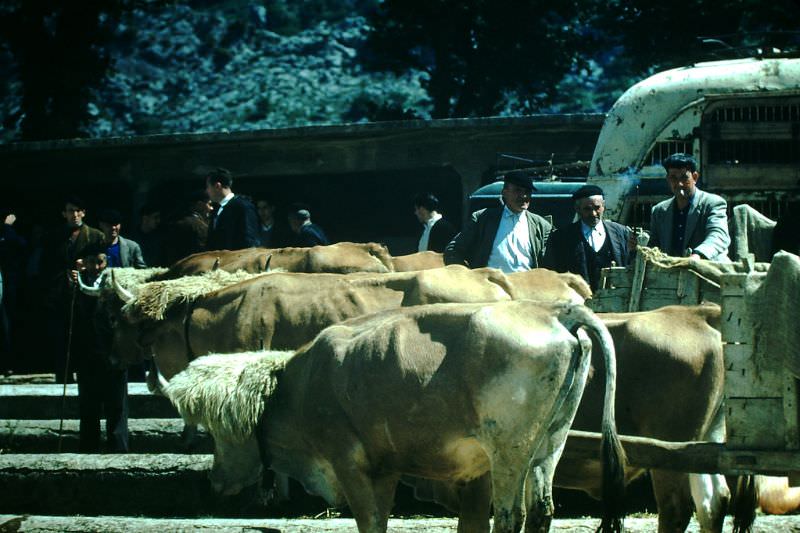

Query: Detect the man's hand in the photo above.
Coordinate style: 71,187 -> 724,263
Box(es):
4,214 -> 15,226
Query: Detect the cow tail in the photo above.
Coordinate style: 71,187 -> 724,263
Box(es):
731,475 -> 757,533
558,304 -> 626,533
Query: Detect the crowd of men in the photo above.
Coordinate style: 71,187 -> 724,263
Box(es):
1,153 -> 789,453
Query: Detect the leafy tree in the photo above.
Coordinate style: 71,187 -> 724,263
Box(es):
364,0 -> 600,118
597,0 -> 800,76
0,1 -> 130,141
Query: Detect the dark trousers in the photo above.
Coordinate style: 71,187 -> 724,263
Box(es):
77,363 -> 129,453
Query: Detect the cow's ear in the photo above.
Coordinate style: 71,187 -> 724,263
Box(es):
212,258 -> 220,271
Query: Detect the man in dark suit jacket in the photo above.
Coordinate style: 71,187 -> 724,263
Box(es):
205,167 -> 261,251
544,185 -> 632,291
288,203 -> 330,247
444,171 -> 552,272
648,153 -> 730,261
414,192 -> 457,253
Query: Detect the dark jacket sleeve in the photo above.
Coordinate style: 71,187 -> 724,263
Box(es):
428,218 -> 458,253
444,209 -> 486,267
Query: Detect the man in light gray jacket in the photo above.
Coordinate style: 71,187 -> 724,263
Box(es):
97,208 -> 147,269
648,153 -> 730,261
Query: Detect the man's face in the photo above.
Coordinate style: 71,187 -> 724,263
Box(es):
205,179 -> 223,203
141,212 -> 161,232
413,205 -> 430,224
99,221 -> 121,243
194,200 -> 212,218
85,253 -> 108,275
666,167 -> 698,201
63,203 -> 85,228
501,182 -> 532,214
576,195 -> 605,227
257,201 -> 274,224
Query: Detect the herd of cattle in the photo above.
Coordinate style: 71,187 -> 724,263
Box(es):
75,241 -> 770,533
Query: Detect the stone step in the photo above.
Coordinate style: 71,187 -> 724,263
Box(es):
0,454 -> 369,518
0,418 -> 212,454
0,383 -> 178,419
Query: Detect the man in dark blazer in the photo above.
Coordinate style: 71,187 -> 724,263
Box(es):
649,153 -> 730,261
544,185 -> 632,291
288,204 -> 330,247
444,171 -> 552,272
205,167 -> 261,251
413,192 -> 457,253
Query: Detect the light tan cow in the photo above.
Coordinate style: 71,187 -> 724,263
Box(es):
164,300 -> 626,533
391,251 -> 445,271
408,304 -> 731,533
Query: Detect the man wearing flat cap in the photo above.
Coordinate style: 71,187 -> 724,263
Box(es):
543,184 -> 632,291
444,171 -> 552,272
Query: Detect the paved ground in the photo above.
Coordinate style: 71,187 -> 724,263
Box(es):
3,514 -> 800,532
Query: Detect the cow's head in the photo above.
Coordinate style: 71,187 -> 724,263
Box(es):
208,434 -> 263,495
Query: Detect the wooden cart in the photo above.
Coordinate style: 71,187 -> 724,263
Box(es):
569,251 -> 800,482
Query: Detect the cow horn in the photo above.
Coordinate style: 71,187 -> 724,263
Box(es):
263,255 -> 271,272
76,270 -> 104,297
112,269 -> 135,303
212,258 -> 220,271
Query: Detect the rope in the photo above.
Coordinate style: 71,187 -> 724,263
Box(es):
57,285 -> 78,453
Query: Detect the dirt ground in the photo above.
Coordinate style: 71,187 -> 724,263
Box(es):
3,514 -> 800,532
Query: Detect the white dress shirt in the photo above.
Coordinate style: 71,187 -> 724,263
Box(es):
418,212 -> 442,252
581,221 -> 606,252
213,192 -> 235,229
487,207 -> 532,273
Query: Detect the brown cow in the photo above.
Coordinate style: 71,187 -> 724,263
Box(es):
112,266 -> 589,381
151,241 -> 395,280
164,300 -> 626,533
408,304 -> 729,533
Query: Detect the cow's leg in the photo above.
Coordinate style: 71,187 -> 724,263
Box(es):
689,473 -> 729,532
650,469 -> 693,533
690,402 -> 729,532
333,461 -> 399,533
489,456 -> 527,533
523,464 -> 554,533
525,334 -> 593,533
457,474 -> 492,533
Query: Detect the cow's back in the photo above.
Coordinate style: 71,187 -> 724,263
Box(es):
270,301 -> 579,481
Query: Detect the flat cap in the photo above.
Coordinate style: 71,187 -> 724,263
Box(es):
572,184 -> 604,201
503,171 -> 537,191
97,208 -> 123,225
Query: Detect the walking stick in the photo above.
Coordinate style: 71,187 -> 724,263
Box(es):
57,284 -> 78,453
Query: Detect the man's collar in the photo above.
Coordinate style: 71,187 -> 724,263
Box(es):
581,220 -> 603,234
219,192 -> 235,207
502,205 -> 524,218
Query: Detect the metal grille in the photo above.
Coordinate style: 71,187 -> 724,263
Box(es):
642,140 -> 693,167
707,139 -> 800,164
707,103 -> 800,122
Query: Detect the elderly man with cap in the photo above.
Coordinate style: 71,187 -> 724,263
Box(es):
649,153 -> 730,261
543,184 -> 633,291
444,171 -> 552,273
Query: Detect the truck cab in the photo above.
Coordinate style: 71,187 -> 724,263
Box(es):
586,56 -> 800,228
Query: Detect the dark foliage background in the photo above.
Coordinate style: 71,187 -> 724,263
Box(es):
1,0 -> 798,142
